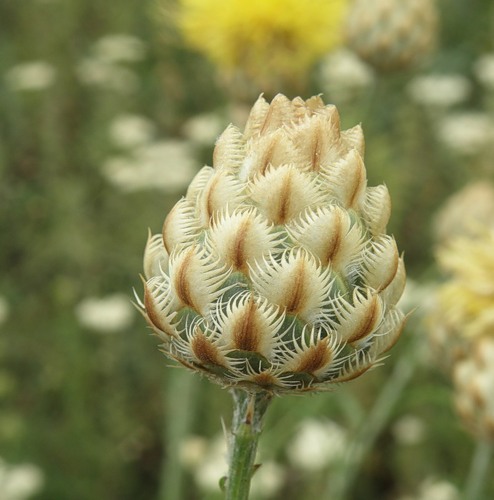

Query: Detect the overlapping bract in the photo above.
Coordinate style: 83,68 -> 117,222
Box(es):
140,94 -> 406,393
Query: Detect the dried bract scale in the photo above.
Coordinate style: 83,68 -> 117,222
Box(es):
139,94 -> 407,393
345,0 -> 438,72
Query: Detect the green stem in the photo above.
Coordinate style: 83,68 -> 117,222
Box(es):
159,369 -> 197,500
464,439 -> 492,500
225,389 -> 273,500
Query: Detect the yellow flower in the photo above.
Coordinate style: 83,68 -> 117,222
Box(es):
177,0 -> 347,88
139,94 -> 406,394
436,229 -> 494,339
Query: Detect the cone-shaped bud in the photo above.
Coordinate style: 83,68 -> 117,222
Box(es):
345,0 -> 438,72
140,94 -> 406,393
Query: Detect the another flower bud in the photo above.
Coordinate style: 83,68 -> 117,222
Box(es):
345,0 -> 438,72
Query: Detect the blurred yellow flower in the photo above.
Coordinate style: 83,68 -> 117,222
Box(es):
177,0 -> 347,89
436,229 -> 494,339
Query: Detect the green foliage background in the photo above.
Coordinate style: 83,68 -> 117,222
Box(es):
1,0 -> 493,498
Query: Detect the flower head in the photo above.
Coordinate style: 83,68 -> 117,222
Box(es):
432,181 -> 494,244
139,94 -> 406,393
175,0 -> 347,90
434,229 -> 494,341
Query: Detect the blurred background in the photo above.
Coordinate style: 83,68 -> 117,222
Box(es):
1,0 -> 494,498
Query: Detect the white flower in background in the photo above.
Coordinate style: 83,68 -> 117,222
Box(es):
4,61 -> 56,92
182,112 -> 226,147
92,34 -> 146,64
192,434 -> 283,498
407,74 -> 471,108
194,434 -> 227,492
178,435 -> 208,468
75,294 -> 135,333
417,478 -> 459,500
249,461 -> 285,499
0,459 -> 44,500
437,112 -> 494,156
0,297 -> 9,325
473,53 -> 494,90
319,49 -> 374,101
75,58 -> 138,93
392,415 -> 426,445
108,114 -> 156,149
102,139 -> 197,193
286,419 -> 347,471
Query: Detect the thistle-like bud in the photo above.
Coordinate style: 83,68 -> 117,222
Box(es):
454,337 -> 494,441
345,0 -> 438,72
140,94 -> 406,393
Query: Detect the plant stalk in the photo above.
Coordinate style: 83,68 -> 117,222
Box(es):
226,388 -> 273,500
464,438 -> 492,500
330,347 -> 418,500
159,369 -> 197,500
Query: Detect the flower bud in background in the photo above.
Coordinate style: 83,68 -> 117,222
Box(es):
432,181 -> 494,245
454,337 -> 494,442
170,0 -> 347,95
345,0 -> 438,72
433,229 -> 494,341
140,94 -> 406,394
427,226 -> 494,371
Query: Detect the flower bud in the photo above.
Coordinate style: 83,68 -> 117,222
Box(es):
346,0 -> 438,72
140,94 -> 406,393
